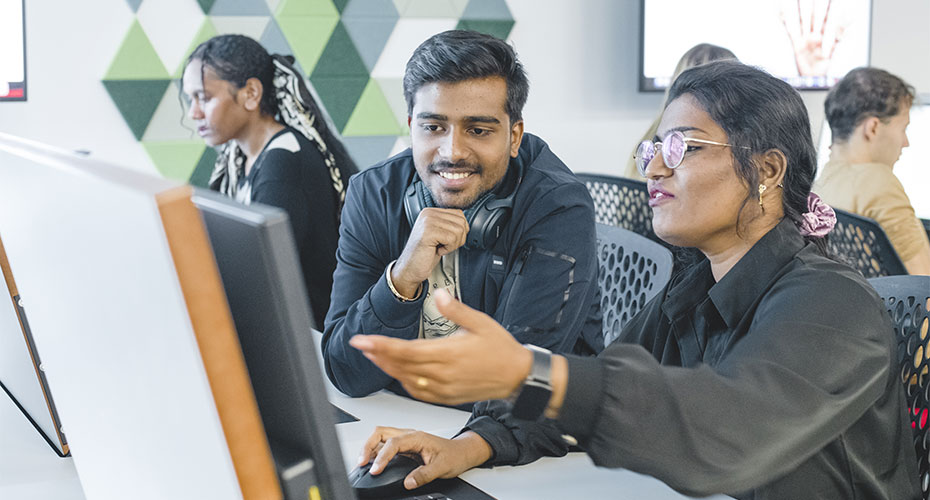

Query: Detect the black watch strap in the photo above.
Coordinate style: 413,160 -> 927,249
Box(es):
511,344 -> 552,421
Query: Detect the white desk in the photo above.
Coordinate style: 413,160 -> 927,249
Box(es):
0,334 -> 727,500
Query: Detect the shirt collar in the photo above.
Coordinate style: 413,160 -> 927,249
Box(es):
662,218 -> 806,327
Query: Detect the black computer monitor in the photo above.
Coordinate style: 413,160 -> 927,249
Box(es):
192,189 -> 354,500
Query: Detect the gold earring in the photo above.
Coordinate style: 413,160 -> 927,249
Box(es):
758,184 -> 767,212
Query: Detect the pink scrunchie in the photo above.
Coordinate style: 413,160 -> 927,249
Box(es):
799,192 -> 836,237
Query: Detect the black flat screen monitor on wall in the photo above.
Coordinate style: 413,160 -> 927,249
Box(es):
0,0 -> 26,101
192,189 -> 354,500
640,0 -> 872,92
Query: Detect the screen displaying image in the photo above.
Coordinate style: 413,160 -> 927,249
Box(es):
0,0 -> 26,101
641,0 -> 872,91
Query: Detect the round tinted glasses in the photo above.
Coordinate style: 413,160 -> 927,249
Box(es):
634,131 -> 743,177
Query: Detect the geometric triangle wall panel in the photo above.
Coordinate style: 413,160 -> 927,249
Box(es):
103,79 -> 172,140
105,0 -> 516,180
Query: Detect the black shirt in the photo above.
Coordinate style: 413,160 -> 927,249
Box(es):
466,218 -> 920,499
236,127 -> 340,328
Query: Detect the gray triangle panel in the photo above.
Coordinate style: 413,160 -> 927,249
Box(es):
341,136 -> 399,170
342,17 -> 397,72
209,0 -> 269,16
343,0 -> 399,19
260,18 -> 293,57
125,0 -> 144,12
461,0 -> 512,20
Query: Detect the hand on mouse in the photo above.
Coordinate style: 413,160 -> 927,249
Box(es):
358,426 -> 492,490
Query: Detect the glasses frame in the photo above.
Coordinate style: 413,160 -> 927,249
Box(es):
634,131 -> 748,177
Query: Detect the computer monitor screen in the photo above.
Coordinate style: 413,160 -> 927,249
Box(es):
192,189 -> 354,500
640,0 -> 872,92
817,96 -> 930,219
0,0 -> 26,101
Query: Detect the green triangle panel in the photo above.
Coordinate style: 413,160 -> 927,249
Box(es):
105,20 -> 170,80
456,19 -> 514,41
143,140 -> 208,181
125,0 -> 143,12
310,21 -> 369,78
210,0 -> 270,15
198,0 -> 217,13
173,18 -> 219,78
103,79 -> 172,140
373,77 -> 408,129
332,0 -> 349,13
461,0 -> 512,21
343,0 -> 398,18
276,15 -> 339,75
341,17 -> 397,72
188,147 -> 219,187
308,75 -> 368,132
343,78 -> 404,136
276,0 -> 338,17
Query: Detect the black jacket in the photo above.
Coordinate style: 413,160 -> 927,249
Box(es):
466,218 -> 920,499
322,133 -> 601,397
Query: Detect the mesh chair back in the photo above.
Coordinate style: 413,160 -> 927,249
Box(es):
830,209 -> 907,278
595,223 -> 673,348
869,275 -> 930,498
576,173 -> 654,238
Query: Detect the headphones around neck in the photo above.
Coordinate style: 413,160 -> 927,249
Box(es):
403,165 -> 522,250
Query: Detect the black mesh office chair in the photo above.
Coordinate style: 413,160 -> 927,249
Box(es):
869,275 -> 930,498
576,173 -> 654,239
829,209 -> 907,278
595,223 -> 674,348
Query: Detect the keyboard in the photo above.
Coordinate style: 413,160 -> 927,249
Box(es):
398,494 -> 451,500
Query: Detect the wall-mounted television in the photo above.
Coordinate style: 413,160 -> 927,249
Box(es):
640,0 -> 872,92
1,0 -> 26,101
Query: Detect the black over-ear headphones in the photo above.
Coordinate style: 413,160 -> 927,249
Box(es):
403,166 -> 521,250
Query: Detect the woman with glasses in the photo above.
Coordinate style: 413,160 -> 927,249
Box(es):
349,61 -> 919,498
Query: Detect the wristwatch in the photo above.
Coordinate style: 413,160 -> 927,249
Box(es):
510,344 -> 553,421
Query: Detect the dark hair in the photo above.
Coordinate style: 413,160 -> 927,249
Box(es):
185,34 -> 278,117
825,67 -> 915,142
184,34 -> 358,176
403,30 -> 529,123
666,61 -> 827,255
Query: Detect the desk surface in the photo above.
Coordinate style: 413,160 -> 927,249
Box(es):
0,332 -> 728,500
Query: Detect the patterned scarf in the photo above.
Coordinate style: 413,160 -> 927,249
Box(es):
208,56 -> 347,207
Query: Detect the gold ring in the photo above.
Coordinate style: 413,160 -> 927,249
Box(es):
415,376 -> 429,388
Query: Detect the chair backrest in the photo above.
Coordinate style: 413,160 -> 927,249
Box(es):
595,223 -> 674,348
869,275 -> 930,498
576,173 -> 654,240
830,209 -> 907,278
922,218 -> 930,245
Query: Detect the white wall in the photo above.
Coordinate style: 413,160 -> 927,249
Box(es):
0,0 -> 154,173
0,0 -> 926,177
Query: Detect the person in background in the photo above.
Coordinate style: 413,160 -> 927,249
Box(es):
815,67 -> 930,275
351,61 -> 920,499
181,34 -> 358,327
322,30 -> 601,399
621,43 -> 736,179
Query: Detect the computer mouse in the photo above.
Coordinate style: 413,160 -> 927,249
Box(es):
348,454 -> 420,498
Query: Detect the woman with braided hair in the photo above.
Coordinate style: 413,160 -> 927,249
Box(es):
181,34 -> 358,328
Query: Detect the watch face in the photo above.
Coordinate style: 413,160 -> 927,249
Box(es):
511,381 -> 551,421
